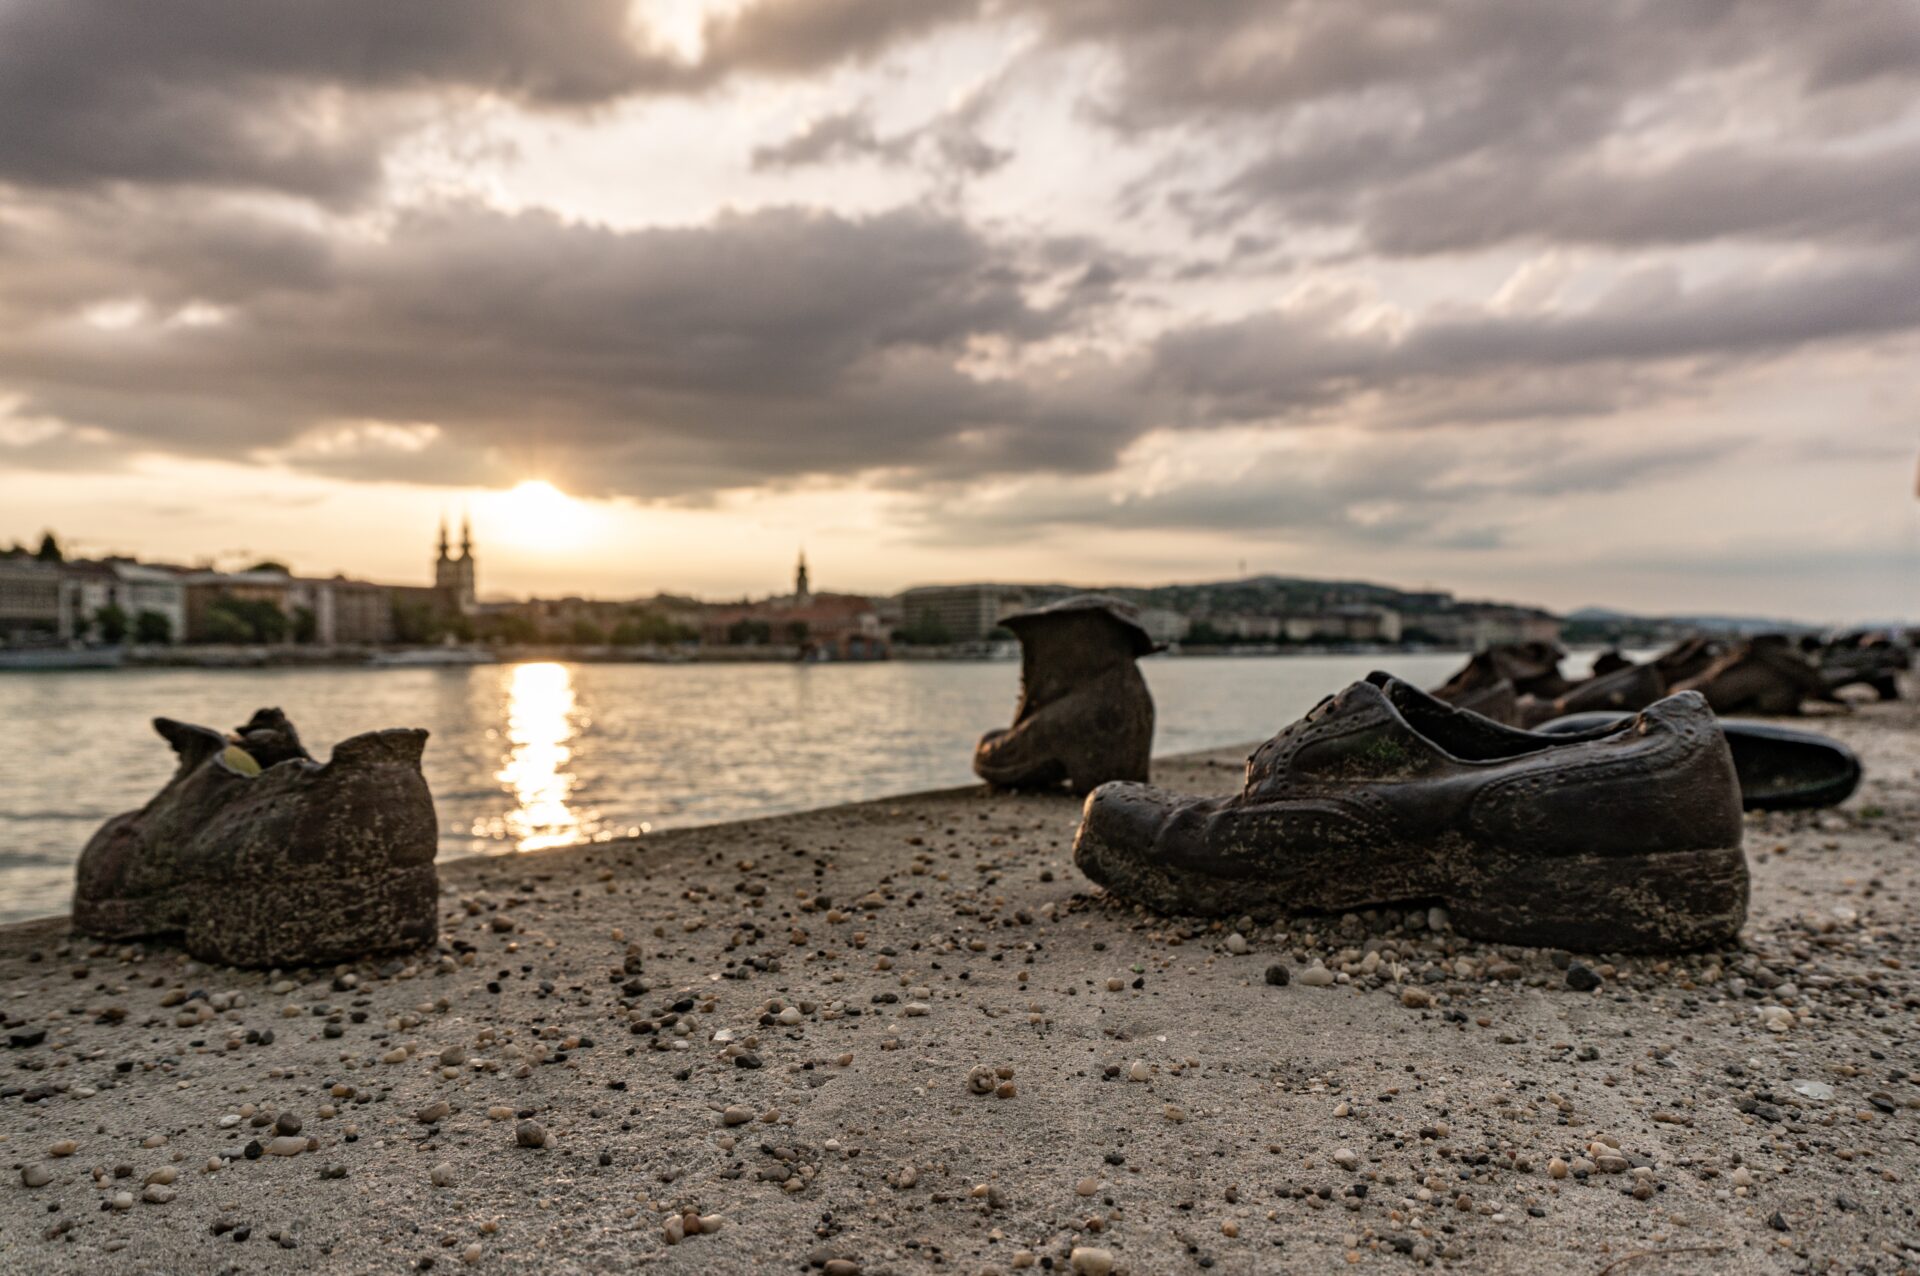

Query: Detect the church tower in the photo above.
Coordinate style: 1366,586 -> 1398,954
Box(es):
455,513 -> 477,614
433,514 -> 477,615
794,550 -> 811,605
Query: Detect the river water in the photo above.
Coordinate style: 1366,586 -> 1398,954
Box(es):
0,652 -> 1500,923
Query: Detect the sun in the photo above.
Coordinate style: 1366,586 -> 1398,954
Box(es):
489,479 -> 590,552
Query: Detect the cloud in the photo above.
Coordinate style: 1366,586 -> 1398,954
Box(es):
752,90 -> 1011,180
701,0 -> 985,77
905,429 -> 1745,548
1010,1 -> 1920,254
0,197 -> 1144,495
0,0 -> 705,203
1145,247 -> 1920,426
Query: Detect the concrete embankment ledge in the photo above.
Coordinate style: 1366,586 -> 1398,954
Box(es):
1,715 -> 1916,1274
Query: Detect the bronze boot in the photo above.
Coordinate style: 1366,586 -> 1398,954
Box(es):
74,709 -> 439,967
1073,674 -> 1746,952
974,595 -> 1156,794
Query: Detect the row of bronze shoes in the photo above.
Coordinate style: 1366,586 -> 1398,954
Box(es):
970,597 -> 1882,954
68,596 -> 1888,969
1432,632 -> 1904,727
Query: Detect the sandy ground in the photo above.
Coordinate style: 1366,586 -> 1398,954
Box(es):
2,696 -> 1917,1275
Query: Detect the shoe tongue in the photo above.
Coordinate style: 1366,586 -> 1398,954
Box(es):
1247,679 -> 1396,789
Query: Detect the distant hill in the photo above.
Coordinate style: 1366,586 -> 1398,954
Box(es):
1081,573 -> 1551,619
1568,605 -> 1819,636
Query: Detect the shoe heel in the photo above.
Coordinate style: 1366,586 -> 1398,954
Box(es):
1446,845 -> 1748,953
183,862 -> 440,968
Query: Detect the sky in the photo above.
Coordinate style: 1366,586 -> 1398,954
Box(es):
1,0 -> 1917,621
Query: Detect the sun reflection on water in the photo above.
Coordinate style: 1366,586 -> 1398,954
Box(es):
493,662 -> 582,851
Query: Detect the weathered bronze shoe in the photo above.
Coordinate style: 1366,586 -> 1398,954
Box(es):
1652,636 -> 1729,685
974,594 -> 1156,794
1674,638 -> 1832,715
1433,643 -> 1573,714
1073,674 -> 1746,952
1590,648 -> 1632,677
1515,661 -> 1668,728
74,708 -> 439,967
1541,711 -> 1861,811
1819,636 -> 1907,702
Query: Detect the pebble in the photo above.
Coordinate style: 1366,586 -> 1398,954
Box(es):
515,1120 -> 547,1148
110,1191 -> 134,1210
1565,962 -> 1602,992
1127,1060 -> 1151,1083
275,1112 -> 303,1136
722,1105 -> 753,1126
1297,964 -> 1336,987
47,1139 -> 77,1157
1400,987 -> 1430,1009
1225,932 -> 1249,955
1332,1148 -> 1359,1170
1075,1176 -> 1100,1196
1069,1247 -> 1115,1276
21,1164 -> 52,1188
431,1163 -> 457,1187
416,1101 -> 451,1124
142,1184 -> 176,1204
966,1065 -> 997,1095
145,1167 -> 177,1186
265,1136 -> 307,1157
1263,964 -> 1289,986
1547,1157 -> 1568,1179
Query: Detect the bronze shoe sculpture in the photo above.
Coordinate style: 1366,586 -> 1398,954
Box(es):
1447,677 -> 1518,725
1590,648 -> 1632,677
1073,674 -> 1745,952
1674,638 -> 1833,715
1818,636 -> 1907,702
1542,711 -> 1861,811
1516,661 -> 1668,728
974,594 -> 1156,794
1652,636 -> 1729,686
74,708 -> 439,967
1433,642 -> 1573,715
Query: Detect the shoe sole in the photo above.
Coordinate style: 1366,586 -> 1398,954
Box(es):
75,861 -> 439,968
1073,824 -> 1747,953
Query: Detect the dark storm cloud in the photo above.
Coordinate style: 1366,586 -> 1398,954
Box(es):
0,0 -> 703,202
2,180 -> 1914,502
0,199 -> 1145,495
0,0 -> 1006,204
700,0 -> 984,77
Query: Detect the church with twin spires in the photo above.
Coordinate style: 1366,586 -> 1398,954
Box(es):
433,515 -> 478,616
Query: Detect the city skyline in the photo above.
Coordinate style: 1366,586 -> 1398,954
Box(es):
2,3 -> 1917,622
